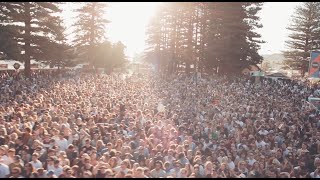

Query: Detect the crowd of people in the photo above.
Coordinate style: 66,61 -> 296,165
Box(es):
0,69 -> 319,178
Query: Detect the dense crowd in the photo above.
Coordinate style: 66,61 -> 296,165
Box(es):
0,70 -> 319,178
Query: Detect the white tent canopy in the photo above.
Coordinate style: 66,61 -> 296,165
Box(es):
0,60 -> 54,70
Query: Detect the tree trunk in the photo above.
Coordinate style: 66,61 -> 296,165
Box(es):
186,61 -> 190,76
24,2 -> 31,78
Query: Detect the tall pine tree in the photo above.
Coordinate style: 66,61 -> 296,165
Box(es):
145,2 -> 264,75
283,2 -> 320,76
0,2 -> 21,60
0,2 -> 67,77
72,2 -> 110,67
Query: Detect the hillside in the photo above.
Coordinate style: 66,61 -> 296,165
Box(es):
261,53 -> 286,71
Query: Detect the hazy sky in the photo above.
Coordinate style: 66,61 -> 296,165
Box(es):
62,2 -> 301,60
257,2 -> 301,55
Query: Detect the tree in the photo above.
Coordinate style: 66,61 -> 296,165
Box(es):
145,2 -> 264,75
0,2 -> 68,77
206,2 -> 264,74
283,2 -> 320,76
110,41 -> 127,69
93,41 -> 127,72
41,16 -> 76,69
72,2 -> 110,67
0,2 -> 21,60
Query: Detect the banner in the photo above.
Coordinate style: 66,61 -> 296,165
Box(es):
309,51 -> 320,78
308,97 -> 320,110
0,64 -> 8,69
250,71 -> 264,77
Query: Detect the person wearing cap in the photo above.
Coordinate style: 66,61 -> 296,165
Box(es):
46,170 -> 57,178
36,168 -> 47,178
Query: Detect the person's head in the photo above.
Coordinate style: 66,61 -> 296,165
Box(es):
59,133 -> 64,139
106,143 -> 112,149
54,159 -> 60,167
84,157 -> 90,164
8,148 -> 15,157
238,161 -> 247,170
279,172 -> 290,178
46,170 -> 55,177
85,139 -> 91,146
11,167 -> 22,177
71,165 -> 79,176
24,163 -> 34,172
0,147 -> 5,155
120,160 -> 129,169
248,152 -> 254,159
154,160 -> 163,170
13,155 -> 21,163
31,172 -> 39,178
174,161 -> 181,169
180,168 -> 188,178
37,168 -> 45,176
211,166 -> 217,176
65,168 -> 73,177
253,161 -> 260,169
83,171 -> 92,178
144,167 -> 150,176
67,144 -> 74,151
105,169 -> 114,178
135,167 -> 144,177
108,157 -> 117,167
47,156 -> 55,165
32,153 -> 39,161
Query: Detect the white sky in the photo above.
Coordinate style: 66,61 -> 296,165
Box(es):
61,2 -> 301,60
257,2 -> 301,55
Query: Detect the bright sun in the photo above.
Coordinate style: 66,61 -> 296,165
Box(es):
61,2 -> 162,61
105,2 -> 162,60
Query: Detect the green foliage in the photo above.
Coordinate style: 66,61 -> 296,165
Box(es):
145,2 -> 264,75
93,41 -> 128,70
283,2 -> 320,76
0,2 -> 69,76
72,2 -> 110,66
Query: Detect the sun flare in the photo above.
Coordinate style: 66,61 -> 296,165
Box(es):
105,2 -> 162,60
